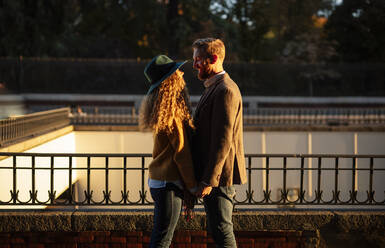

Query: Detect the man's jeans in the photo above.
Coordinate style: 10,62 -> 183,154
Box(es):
149,183 -> 183,248
203,186 -> 237,248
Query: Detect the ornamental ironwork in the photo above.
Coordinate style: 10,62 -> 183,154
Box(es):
0,152 -> 384,207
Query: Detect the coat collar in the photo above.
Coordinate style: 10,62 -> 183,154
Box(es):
195,72 -> 228,116
203,71 -> 226,88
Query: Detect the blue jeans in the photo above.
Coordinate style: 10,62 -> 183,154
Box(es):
203,186 -> 237,248
149,183 -> 183,248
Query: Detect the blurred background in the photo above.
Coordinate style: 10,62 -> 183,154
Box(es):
0,0 -> 385,214
0,0 -> 384,98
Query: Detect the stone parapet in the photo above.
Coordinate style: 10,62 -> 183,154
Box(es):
0,125 -> 74,153
0,210 -> 384,247
0,210 -> 384,232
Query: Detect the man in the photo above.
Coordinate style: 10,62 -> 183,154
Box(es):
192,38 -> 247,247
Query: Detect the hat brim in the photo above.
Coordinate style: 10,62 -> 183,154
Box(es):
146,60 -> 187,95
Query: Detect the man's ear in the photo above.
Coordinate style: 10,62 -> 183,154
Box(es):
210,54 -> 218,64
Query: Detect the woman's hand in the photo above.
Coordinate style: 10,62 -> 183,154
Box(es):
183,190 -> 196,221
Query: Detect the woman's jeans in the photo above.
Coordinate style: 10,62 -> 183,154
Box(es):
149,183 -> 183,248
203,186 -> 237,248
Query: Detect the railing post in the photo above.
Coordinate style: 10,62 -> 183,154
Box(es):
300,157 -> 304,203
283,157 -> 287,203
369,157 -> 374,203
317,157 -> 322,204
50,156 -> 54,204
105,156 -> 109,204
352,157 -> 357,203
68,156 -> 73,204
87,156 -> 91,204
31,155 -> 36,204
265,157 -> 270,203
334,157 -> 339,204
12,155 -> 17,204
123,156 -> 127,204
142,156 -> 145,205
5,119 -> 9,143
248,156 -> 252,203
0,120 -> 3,146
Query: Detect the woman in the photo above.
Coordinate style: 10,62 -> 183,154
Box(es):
139,55 -> 197,248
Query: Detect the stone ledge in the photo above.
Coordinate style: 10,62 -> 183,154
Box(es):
0,125 -> 74,154
0,210 -> 384,247
0,211 -> 72,232
0,210 -> 383,233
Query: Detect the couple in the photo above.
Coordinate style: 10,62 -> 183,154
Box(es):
139,38 -> 247,248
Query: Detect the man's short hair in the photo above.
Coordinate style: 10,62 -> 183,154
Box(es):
192,38 -> 225,61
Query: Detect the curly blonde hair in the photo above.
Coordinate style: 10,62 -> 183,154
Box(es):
139,71 -> 194,134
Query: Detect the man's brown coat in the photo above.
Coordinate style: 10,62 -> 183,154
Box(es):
193,73 -> 247,187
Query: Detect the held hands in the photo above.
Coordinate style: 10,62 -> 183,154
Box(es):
182,182 -> 213,221
183,189 -> 196,222
195,182 -> 212,198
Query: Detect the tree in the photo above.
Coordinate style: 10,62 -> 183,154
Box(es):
232,0 -> 270,61
0,0 -> 78,57
210,0 -> 334,62
66,0 -> 169,58
279,16 -> 337,64
325,0 -> 385,62
0,0 -> 221,59
165,0 -> 221,59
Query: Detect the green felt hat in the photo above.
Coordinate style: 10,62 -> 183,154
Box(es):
144,55 -> 186,94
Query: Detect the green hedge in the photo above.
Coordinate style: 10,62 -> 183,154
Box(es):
1,58 -> 384,96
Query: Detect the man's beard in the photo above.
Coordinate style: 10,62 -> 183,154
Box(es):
196,66 -> 211,81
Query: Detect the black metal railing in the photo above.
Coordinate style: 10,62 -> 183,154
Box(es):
70,106 -> 138,126
0,108 -> 70,147
2,107 -> 384,135
0,152 -> 384,207
243,108 -> 385,126
68,106 -> 385,126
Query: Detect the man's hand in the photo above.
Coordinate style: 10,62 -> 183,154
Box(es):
195,182 -> 212,198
